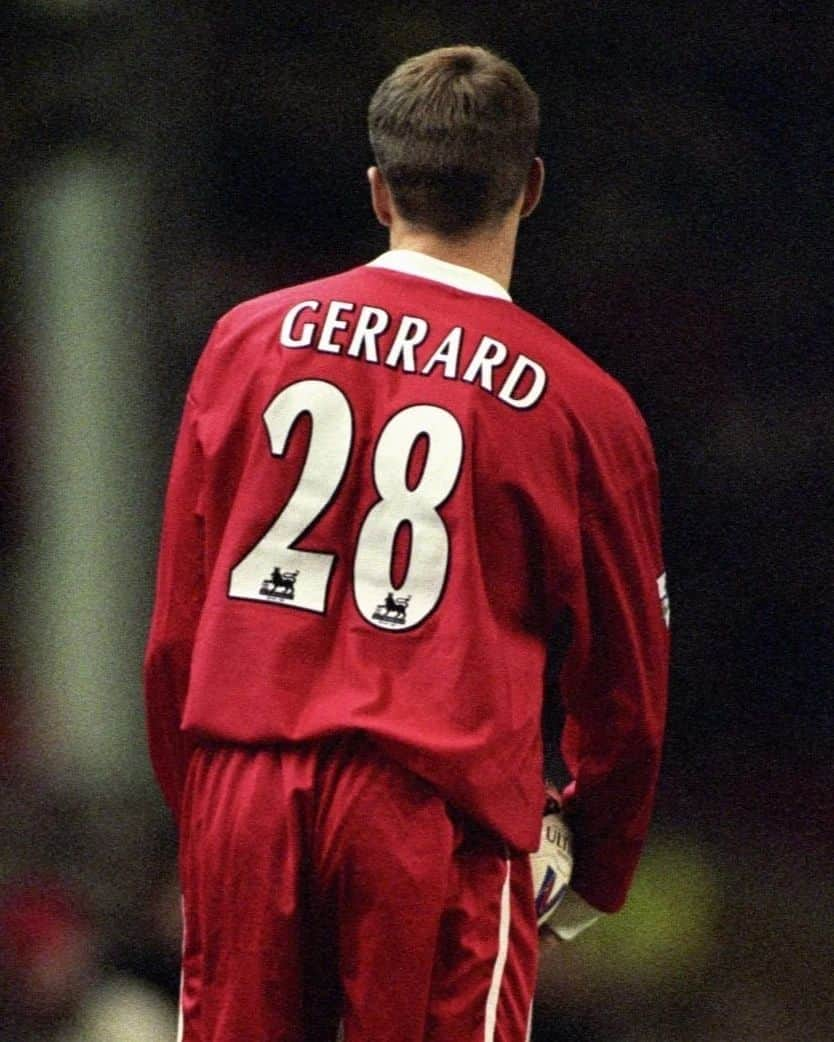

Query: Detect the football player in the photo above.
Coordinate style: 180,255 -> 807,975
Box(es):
145,45 -> 669,1042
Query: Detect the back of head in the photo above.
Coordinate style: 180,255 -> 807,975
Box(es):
368,45 -> 540,237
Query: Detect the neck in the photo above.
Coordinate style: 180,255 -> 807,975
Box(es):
388,217 -> 519,291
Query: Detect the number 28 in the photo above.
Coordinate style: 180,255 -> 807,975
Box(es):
229,379 -> 464,631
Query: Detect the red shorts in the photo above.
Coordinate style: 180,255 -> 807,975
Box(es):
178,735 -> 538,1042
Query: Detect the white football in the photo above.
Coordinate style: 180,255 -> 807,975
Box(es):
530,811 -> 573,926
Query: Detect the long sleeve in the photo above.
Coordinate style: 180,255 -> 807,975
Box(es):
558,467 -> 670,913
143,393 -> 206,821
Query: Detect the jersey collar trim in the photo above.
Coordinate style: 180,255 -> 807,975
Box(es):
368,249 -> 512,302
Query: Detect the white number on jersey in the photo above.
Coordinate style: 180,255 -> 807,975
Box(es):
228,379 -> 464,630
228,380 -> 352,613
354,405 -> 463,627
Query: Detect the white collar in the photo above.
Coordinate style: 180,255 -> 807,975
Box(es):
367,249 -> 512,301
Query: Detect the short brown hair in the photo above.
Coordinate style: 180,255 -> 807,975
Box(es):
368,46 -> 539,236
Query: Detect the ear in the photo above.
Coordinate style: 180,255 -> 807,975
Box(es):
520,157 -> 545,219
368,166 -> 394,228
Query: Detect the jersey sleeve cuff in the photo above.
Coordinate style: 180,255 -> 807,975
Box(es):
546,887 -> 605,941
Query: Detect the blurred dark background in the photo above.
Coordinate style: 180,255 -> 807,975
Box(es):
1,2 -> 831,1040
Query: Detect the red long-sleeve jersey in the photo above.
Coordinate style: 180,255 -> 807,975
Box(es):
144,250 -> 669,913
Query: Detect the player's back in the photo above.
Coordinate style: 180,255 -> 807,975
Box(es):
174,253 -> 655,850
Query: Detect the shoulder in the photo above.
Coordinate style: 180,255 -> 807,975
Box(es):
214,266 -> 371,334
188,266 -> 370,398
507,303 -> 657,498
509,303 -> 647,432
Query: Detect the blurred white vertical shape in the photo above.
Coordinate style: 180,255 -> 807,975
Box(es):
20,150 -> 152,790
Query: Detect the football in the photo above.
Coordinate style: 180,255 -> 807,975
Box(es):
530,810 -> 573,926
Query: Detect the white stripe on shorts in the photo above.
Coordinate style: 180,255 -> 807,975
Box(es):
176,968 -> 184,1042
483,856 -> 512,1042
176,896 -> 186,1042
